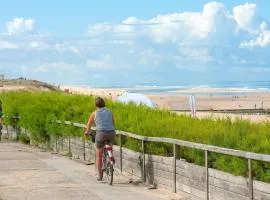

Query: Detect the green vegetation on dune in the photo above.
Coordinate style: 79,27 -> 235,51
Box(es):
1,91 -> 270,182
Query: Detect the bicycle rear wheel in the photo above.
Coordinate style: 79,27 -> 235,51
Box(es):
105,162 -> 114,185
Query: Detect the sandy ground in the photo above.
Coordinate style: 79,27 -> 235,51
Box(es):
60,85 -> 125,100
60,85 -> 270,123
148,93 -> 270,110
0,85 -> 53,92
173,111 -> 270,123
148,92 -> 270,122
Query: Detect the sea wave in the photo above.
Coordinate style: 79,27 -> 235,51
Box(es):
79,83 -> 270,94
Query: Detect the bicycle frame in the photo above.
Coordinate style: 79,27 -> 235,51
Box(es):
104,144 -> 114,164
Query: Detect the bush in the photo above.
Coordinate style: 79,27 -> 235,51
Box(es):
18,134 -> 30,144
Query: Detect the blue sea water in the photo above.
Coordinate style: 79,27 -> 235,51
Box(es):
83,81 -> 270,96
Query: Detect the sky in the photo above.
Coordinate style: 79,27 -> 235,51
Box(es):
0,0 -> 270,86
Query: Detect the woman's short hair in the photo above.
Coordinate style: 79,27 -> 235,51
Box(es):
95,97 -> 105,108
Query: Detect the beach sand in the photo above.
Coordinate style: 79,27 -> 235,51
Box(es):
0,85 -> 54,92
148,90 -> 270,122
60,85 -> 270,123
60,85 -> 125,100
147,92 -> 270,110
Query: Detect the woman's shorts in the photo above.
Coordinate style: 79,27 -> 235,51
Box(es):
95,131 -> 115,148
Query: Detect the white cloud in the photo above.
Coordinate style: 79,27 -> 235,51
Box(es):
86,54 -> 112,68
139,49 -> 162,66
156,2 -> 226,41
53,42 -> 81,55
86,2 -> 235,45
0,40 -> 17,49
25,40 -> 80,55
240,29 -> 270,48
34,62 -> 77,73
87,23 -> 113,37
178,47 -> 213,64
6,18 -> 36,35
114,17 -> 137,33
111,40 -> 133,46
233,3 -> 258,33
29,41 -> 49,50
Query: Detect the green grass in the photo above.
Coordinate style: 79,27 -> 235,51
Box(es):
1,91 -> 270,182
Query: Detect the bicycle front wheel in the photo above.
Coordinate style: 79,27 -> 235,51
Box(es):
105,162 -> 114,185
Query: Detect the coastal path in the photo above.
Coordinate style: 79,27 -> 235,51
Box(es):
0,141 -> 183,200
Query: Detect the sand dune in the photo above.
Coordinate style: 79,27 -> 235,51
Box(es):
60,85 -> 125,100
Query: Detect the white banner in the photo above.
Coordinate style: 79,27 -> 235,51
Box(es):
189,95 -> 196,117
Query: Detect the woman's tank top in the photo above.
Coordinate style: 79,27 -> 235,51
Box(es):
95,108 -> 114,132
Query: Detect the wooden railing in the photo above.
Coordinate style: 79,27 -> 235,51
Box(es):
50,121 -> 270,199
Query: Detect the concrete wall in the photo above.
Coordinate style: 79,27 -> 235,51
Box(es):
1,125 -> 18,140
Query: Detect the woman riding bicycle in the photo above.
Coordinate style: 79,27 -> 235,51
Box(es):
84,97 -> 115,181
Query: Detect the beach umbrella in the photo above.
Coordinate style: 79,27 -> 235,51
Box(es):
118,92 -> 156,108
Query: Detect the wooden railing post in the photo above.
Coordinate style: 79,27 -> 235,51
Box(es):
83,137 -> 86,161
55,136 -> 58,151
120,134 -> 123,173
6,125 -> 9,139
142,139 -> 146,182
173,144 -> 179,193
205,150 -> 209,200
68,136 -> 70,153
248,159 -> 254,200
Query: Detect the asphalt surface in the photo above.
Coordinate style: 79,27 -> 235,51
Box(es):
0,141 -> 183,200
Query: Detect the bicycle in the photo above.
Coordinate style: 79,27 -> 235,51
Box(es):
87,130 -> 114,185
102,140 -> 114,185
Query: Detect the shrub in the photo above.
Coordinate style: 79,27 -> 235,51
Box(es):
18,134 -> 30,144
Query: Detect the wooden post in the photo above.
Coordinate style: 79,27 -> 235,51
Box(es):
83,137 -> 86,161
142,139 -> 146,182
120,134 -> 123,173
55,136 -> 58,151
61,136 -> 64,151
248,159 -> 253,200
68,136 -> 70,152
205,150 -> 209,200
6,125 -> 9,139
173,144 -> 178,193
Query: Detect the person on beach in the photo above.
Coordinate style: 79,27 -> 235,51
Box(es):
84,97 -> 115,181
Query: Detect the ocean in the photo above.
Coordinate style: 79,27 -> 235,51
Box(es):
84,81 -> 270,96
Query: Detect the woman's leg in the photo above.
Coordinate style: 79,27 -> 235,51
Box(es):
96,147 -> 103,180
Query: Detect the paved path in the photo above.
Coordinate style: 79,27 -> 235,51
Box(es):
0,141 -> 183,200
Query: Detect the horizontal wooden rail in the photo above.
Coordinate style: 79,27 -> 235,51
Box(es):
59,120 -> 270,163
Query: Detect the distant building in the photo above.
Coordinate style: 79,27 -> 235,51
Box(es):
0,75 -> 4,80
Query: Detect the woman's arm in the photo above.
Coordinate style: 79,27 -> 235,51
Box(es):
84,112 -> 95,134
